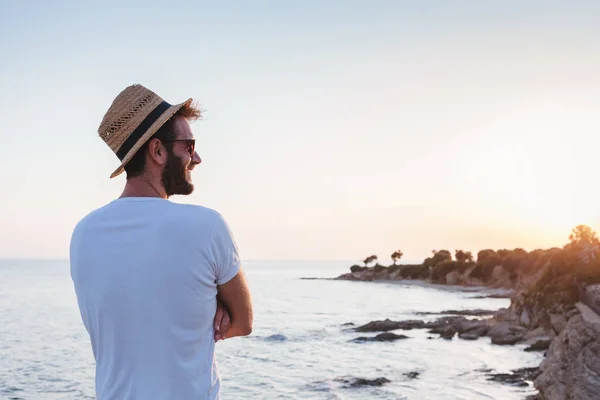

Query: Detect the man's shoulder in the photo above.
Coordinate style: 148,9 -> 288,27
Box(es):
70,202 -> 114,236
71,199 -> 224,235
169,202 -> 221,222
162,203 -> 229,234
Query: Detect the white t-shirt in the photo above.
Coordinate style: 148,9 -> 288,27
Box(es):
70,197 -> 240,400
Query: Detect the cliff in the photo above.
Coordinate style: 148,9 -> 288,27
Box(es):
532,287 -> 600,399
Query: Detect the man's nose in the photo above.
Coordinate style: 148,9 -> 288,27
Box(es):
192,151 -> 202,165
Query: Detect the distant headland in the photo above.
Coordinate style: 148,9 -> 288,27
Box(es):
337,224 -> 600,399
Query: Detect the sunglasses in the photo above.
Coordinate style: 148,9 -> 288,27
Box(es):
162,139 -> 196,157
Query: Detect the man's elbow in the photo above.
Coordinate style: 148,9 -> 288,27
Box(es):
242,316 -> 253,336
241,312 -> 253,336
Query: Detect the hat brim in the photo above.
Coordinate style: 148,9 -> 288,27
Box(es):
109,98 -> 192,179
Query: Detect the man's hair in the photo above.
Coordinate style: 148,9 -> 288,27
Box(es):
124,102 -> 201,179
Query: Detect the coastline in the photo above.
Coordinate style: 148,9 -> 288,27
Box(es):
364,278 -> 515,296
333,231 -> 600,399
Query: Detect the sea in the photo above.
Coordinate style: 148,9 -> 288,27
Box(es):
0,259 -> 544,400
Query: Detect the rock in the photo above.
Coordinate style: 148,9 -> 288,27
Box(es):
362,270 -> 376,281
354,318 -> 401,332
354,318 -> 428,332
495,307 -> 520,324
387,265 -> 402,276
535,306 -> 600,400
581,284 -> 600,316
576,301 -> 600,324
352,332 -> 409,342
351,377 -> 391,387
445,270 -> 461,285
470,292 -> 513,299
341,268 -> 378,281
341,322 -> 355,327
388,270 -> 401,280
513,367 -> 542,381
350,265 -> 367,273
487,367 -> 539,388
353,314 -> 535,345
436,325 -> 456,340
549,313 -> 568,334
334,376 -> 391,387
452,318 -> 488,334
525,395 -> 542,400
404,371 -> 420,379
487,373 -> 529,387
525,339 -> 551,352
426,315 -> 487,334
566,306 -> 580,320
524,326 -> 553,342
458,325 -> 488,340
449,309 -> 496,316
488,323 -> 526,345
487,292 -> 513,298
416,309 -> 495,317
492,333 -> 524,345
265,334 -> 287,342
520,309 -> 531,327
373,264 -> 387,274
489,265 -> 512,288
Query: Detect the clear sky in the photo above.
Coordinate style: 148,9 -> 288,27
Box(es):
1,1 -> 599,262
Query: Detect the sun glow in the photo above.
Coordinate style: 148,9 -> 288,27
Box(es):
466,98 -> 600,243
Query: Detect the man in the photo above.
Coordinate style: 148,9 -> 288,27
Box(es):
70,84 -> 253,400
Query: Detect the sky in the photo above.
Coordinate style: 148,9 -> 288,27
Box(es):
1,1 -> 599,262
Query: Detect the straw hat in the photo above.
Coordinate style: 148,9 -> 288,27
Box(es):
98,84 -> 192,178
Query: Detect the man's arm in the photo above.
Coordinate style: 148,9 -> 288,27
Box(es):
216,268 -> 253,339
213,301 -> 231,342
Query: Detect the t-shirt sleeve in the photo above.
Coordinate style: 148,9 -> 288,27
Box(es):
210,213 -> 241,285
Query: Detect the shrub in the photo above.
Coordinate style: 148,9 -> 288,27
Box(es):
399,264 -> 430,280
431,260 -> 458,283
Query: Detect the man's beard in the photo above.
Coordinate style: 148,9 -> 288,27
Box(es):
162,151 -> 194,197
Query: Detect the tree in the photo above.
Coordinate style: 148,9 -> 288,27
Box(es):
497,249 -> 511,258
424,250 -> 452,270
432,250 -> 452,264
370,255 -> 378,266
391,250 -> 404,265
363,255 -> 378,267
567,225 -> 600,265
455,250 -> 473,264
569,225 -> 599,246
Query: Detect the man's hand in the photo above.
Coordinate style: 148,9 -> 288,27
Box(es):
214,300 -> 231,342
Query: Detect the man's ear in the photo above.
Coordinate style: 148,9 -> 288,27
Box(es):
147,138 -> 167,165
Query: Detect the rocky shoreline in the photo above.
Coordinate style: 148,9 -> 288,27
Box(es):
336,226 -> 600,399
343,293 -> 600,398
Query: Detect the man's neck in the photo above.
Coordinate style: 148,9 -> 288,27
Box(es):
120,174 -> 167,199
